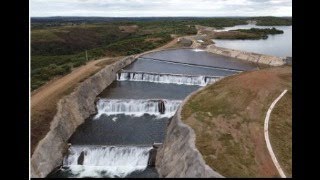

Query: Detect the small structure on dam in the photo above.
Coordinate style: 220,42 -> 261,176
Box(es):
148,143 -> 162,167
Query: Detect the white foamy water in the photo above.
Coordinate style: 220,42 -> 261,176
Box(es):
94,99 -> 182,119
117,72 -> 220,86
63,146 -> 152,178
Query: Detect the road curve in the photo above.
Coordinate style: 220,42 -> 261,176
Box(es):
264,89 -> 288,178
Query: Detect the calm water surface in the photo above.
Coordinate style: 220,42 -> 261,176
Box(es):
69,114 -> 169,145
213,24 -> 292,57
142,49 -> 257,70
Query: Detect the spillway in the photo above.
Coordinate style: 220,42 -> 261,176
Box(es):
117,71 -> 221,86
47,48 -> 258,178
60,145 -> 153,178
94,99 -> 182,119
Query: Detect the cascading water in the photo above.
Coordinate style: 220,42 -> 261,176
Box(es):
46,48 -> 255,178
117,72 -> 221,86
94,99 -> 182,119
62,145 -> 152,178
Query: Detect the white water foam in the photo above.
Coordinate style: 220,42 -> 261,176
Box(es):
94,99 -> 182,119
117,72 -> 220,86
63,146 -> 152,178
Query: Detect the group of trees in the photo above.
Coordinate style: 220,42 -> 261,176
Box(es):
251,16 -> 292,26
229,27 -> 284,39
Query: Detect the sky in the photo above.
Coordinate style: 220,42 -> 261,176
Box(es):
30,0 -> 292,17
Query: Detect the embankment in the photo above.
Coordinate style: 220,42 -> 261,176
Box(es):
155,86 -> 223,178
31,56 -> 136,178
206,45 -> 285,66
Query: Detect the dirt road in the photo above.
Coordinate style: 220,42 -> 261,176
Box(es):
32,58 -> 108,108
156,37 -> 179,50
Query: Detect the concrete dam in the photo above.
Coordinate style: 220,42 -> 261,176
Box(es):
33,48 -> 262,178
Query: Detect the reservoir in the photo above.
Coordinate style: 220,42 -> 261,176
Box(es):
213,24 -> 292,57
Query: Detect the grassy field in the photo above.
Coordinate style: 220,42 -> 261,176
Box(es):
31,23 -> 179,90
181,66 -> 292,177
31,16 -> 291,90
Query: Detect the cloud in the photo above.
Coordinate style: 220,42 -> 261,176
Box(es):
30,0 -> 292,17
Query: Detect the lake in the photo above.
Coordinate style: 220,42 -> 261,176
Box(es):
213,24 -> 292,58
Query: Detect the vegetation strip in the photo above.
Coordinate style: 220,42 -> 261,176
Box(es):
264,89 -> 288,178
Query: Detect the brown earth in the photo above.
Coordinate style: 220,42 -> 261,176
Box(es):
181,66 -> 292,177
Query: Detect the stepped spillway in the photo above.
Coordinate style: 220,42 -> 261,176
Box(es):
45,49 -> 259,178
95,99 -> 182,119
61,145 -> 152,178
117,71 -> 222,86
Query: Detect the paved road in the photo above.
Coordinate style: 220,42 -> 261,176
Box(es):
264,89 -> 288,178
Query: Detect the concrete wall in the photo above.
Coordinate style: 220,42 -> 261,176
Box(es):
31,56 -> 136,178
206,45 -> 286,66
156,86 -> 223,178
